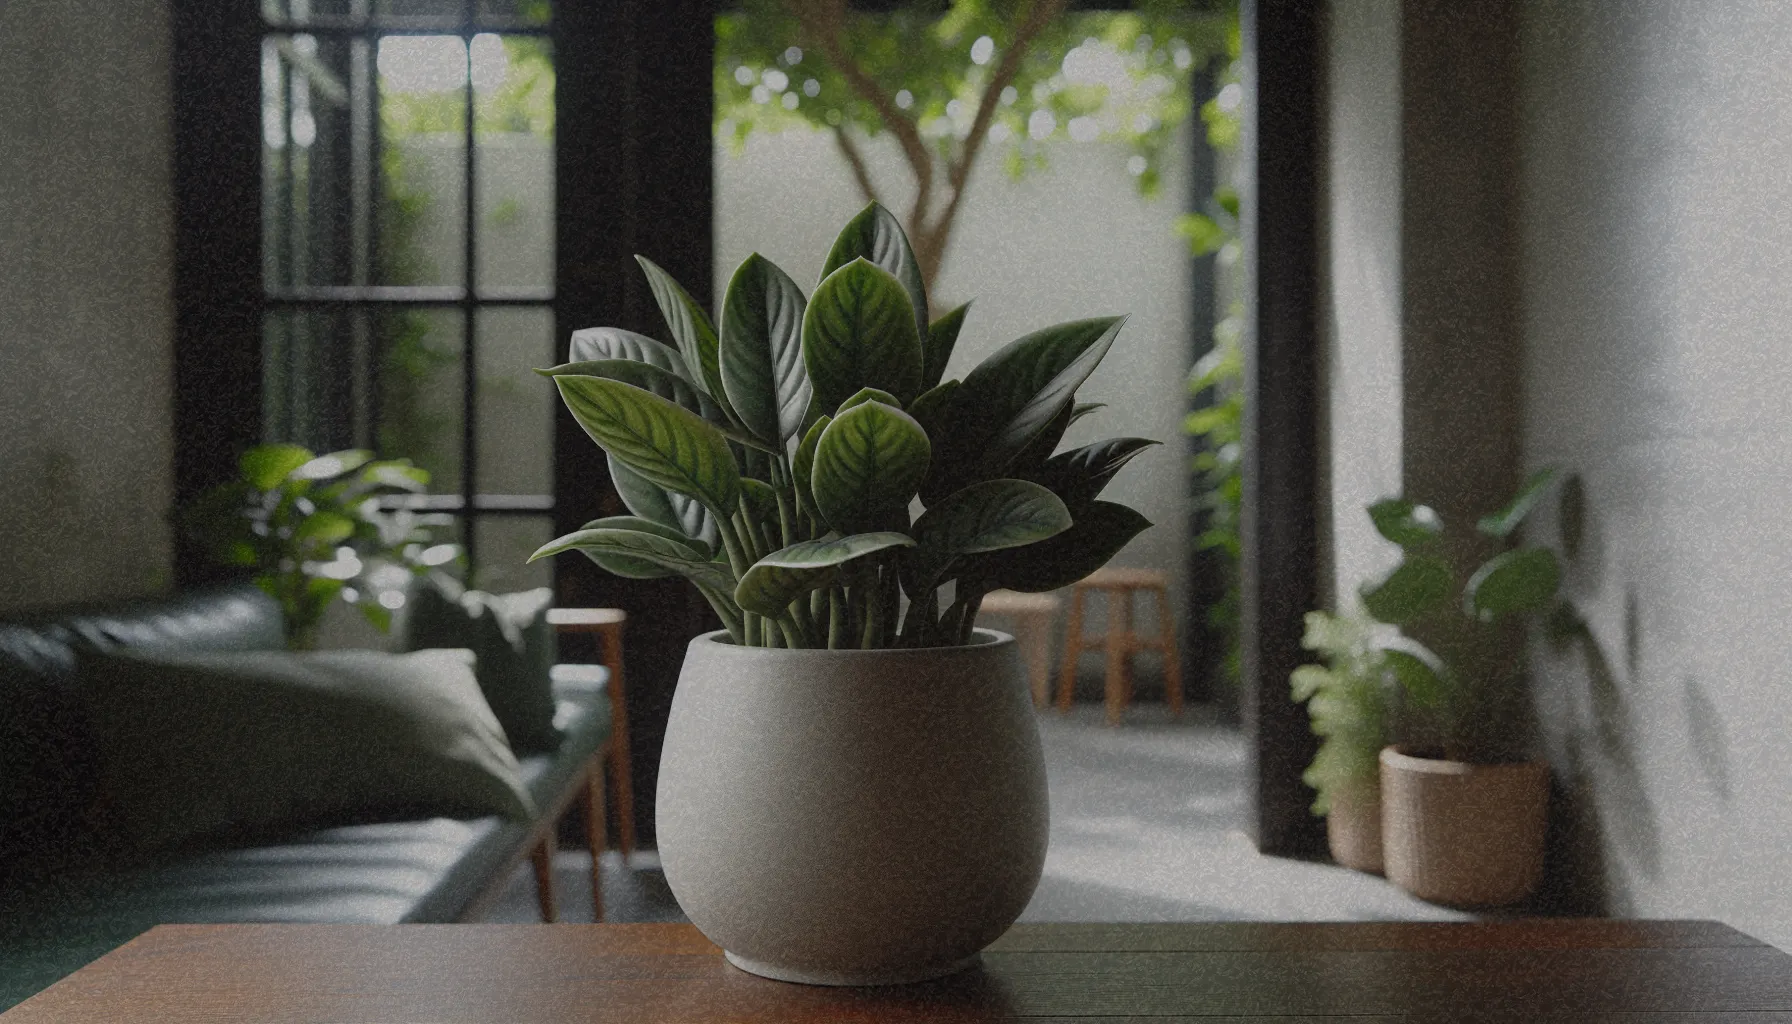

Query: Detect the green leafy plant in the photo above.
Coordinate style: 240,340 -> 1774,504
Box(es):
1291,610 -> 1392,815
184,445 -> 461,650
1358,467 -> 1567,761
532,202 -> 1156,649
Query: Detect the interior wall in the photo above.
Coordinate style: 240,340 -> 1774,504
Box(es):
1519,0 -> 1792,949
0,0 -> 175,613
1320,0 -> 1404,610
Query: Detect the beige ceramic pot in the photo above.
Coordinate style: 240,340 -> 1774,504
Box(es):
656,629 -> 1049,986
1326,779 -> 1383,874
1379,746 -> 1549,907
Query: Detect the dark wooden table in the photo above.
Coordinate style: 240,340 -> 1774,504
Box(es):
7,920 -> 1791,1022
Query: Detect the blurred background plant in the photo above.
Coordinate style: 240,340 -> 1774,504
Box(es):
716,0 -> 1235,294
183,445 -> 462,650
1290,610 -> 1393,815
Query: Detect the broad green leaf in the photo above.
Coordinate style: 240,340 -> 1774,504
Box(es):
530,527 -> 736,592
293,449 -> 372,482
1477,466 -> 1563,538
1465,547 -> 1560,620
538,358 -> 724,423
573,516 -> 711,578
567,326 -> 692,380
739,477 -> 779,522
802,257 -> 924,416
292,510 -> 355,546
811,400 -> 930,533
556,375 -> 740,514
836,386 -> 901,413
636,255 -> 733,416
791,414 -> 830,518
1188,340 -> 1242,394
735,531 -> 914,617
1069,401 -> 1105,426
719,253 -> 811,444
356,461 -> 429,493
906,379 -> 959,441
928,316 -> 1127,502
1382,639 -> 1448,708
1030,437 -> 1161,510
241,444 -> 313,490
1359,553 -> 1454,624
973,500 -> 1151,594
924,301 -> 970,391
910,478 -> 1071,590
1368,499 -> 1443,548
821,201 -> 929,343
608,453 -> 716,547
1009,397 -> 1075,474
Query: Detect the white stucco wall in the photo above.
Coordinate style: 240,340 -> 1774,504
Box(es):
0,0 -> 175,613
715,126 -> 1194,654
1520,0 -> 1792,950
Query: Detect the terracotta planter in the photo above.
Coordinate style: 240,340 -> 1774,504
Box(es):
1379,747 -> 1549,907
1326,780 -> 1383,874
656,629 -> 1049,986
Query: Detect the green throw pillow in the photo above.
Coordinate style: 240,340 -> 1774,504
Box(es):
79,648 -> 537,854
406,581 -> 562,755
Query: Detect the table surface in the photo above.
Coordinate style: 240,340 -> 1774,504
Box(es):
7,920 -> 1791,1023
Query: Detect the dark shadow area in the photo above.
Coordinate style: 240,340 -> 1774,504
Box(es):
1682,673 -> 1731,802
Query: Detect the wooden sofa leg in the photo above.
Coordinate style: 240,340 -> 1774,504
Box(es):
531,836 -> 558,923
585,755 -> 607,922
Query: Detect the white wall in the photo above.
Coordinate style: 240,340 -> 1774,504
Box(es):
0,0 -> 175,613
1520,0 -> 1792,948
1321,0 -> 1405,610
716,127 -> 1194,652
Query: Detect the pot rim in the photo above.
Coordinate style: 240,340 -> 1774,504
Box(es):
1379,745 -> 1548,775
690,627 -> 1014,658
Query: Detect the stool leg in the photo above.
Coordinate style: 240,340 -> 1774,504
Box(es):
584,754 -> 607,922
1105,590 -> 1132,726
1057,588 -> 1086,713
531,834 -> 558,923
599,623 -> 637,860
1157,584 -> 1183,718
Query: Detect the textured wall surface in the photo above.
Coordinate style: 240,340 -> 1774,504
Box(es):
1320,0 -> 1404,610
0,0 -> 175,613
1519,0 -> 1792,948
717,127 -> 1194,653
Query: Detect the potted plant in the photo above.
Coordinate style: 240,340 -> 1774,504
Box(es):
1358,467 -> 1566,907
530,203 -> 1155,985
1290,610 -> 1394,874
184,444 -> 460,650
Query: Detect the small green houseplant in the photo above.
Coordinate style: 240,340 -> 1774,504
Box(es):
184,444 -> 459,650
537,203 -> 1155,986
1354,466 -> 1567,906
531,202 -> 1156,650
1290,609 -> 1393,873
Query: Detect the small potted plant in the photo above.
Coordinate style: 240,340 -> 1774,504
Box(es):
1290,610 -> 1394,874
1358,467 -> 1565,907
184,444 -> 460,650
531,203 -> 1155,985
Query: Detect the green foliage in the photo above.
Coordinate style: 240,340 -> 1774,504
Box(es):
1356,467 -> 1568,760
183,445 -> 460,650
1292,611 -> 1392,816
534,203 -> 1155,649
1185,318 -> 1243,685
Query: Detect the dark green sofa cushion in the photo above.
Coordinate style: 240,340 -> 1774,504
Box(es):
78,647 -> 536,853
405,581 -> 562,755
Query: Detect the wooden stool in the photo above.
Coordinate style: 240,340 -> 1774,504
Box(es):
1056,568 -> 1182,725
978,590 -> 1060,708
546,608 -> 636,861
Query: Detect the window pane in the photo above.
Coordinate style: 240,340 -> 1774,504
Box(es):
475,306 -> 554,497
378,34 -> 470,288
476,0 -> 549,29
472,516 -> 553,594
262,34 -> 376,290
377,307 -> 465,493
375,0 -> 467,29
474,35 -> 554,297
263,307 -> 377,452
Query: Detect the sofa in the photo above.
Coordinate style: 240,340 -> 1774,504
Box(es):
0,584 -> 614,1009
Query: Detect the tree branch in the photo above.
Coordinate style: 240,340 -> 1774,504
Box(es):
831,126 -> 881,208
786,0 -> 937,228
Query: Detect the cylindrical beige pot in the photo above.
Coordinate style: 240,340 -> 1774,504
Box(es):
1379,747 -> 1549,908
657,629 -> 1049,986
1326,780 -> 1383,874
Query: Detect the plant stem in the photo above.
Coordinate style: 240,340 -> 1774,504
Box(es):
828,587 -> 845,649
